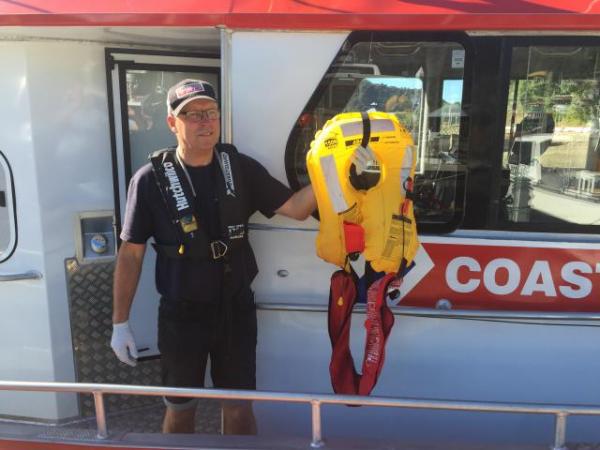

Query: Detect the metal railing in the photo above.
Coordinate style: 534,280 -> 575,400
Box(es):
2,381 -> 600,449
257,302 -> 600,321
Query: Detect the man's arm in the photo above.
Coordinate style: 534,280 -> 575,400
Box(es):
112,241 -> 146,323
111,241 -> 146,367
275,184 -> 317,220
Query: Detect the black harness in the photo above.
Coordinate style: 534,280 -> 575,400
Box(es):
149,144 -> 247,261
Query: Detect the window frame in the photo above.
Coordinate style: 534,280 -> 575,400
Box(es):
284,31 -> 474,235
483,36 -> 600,234
0,150 -> 17,263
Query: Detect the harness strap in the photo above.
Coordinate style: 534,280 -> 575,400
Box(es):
328,270 -> 395,396
349,112 -> 377,192
149,147 -> 248,260
152,240 -> 229,261
150,149 -> 198,240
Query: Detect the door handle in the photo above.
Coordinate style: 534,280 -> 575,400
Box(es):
0,270 -> 43,282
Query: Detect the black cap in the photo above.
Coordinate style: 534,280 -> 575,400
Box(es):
167,79 -> 218,116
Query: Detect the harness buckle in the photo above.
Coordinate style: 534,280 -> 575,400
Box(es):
210,240 -> 228,259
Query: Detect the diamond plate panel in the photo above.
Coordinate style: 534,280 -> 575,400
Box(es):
65,258 -> 220,433
66,258 -> 163,417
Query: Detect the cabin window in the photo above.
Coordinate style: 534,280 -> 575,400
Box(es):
500,45 -> 600,227
285,35 -> 468,232
0,151 -> 16,262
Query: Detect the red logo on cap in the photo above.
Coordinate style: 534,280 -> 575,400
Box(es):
176,83 -> 204,99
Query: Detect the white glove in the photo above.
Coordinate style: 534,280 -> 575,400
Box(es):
110,321 -> 138,367
352,145 -> 378,175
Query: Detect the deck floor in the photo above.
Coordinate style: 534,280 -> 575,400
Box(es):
62,397 -> 221,434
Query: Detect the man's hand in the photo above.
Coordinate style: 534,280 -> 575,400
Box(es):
352,145 -> 378,175
110,321 -> 138,367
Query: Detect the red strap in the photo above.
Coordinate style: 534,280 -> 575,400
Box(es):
328,270 -> 359,395
359,273 -> 395,395
328,270 -> 395,396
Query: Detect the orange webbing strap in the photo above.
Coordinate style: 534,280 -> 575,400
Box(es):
328,270 -> 396,396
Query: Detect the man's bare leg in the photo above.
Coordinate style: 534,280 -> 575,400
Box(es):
222,401 -> 256,435
162,406 -> 196,433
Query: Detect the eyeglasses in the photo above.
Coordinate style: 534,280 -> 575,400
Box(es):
179,109 -> 220,122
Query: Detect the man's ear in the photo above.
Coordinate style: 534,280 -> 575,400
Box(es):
166,114 -> 177,133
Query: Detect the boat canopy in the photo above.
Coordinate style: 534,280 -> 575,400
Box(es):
1,0 -> 599,30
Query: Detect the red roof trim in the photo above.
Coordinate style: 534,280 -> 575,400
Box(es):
1,12 -> 600,30
1,0 -> 600,29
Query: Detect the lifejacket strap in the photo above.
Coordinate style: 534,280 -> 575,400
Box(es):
328,269 -> 395,397
360,111 -> 371,148
149,149 -> 198,239
358,273 -> 395,396
328,270 -> 360,395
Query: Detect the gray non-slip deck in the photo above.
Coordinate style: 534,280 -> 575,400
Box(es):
61,398 -> 221,435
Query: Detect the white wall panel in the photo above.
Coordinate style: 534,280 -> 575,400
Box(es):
230,30 -> 346,304
256,309 -> 600,444
26,42 -> 115,418
231,30 -> 347,231
0,40 -> 114,420
0,43 -> 66,420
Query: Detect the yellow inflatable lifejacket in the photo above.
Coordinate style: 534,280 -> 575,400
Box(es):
306,111 -> 418,274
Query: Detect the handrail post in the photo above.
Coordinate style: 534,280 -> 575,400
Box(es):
310,400 -> 324,448
553,411 -> 568,450
93,391 -> 108,439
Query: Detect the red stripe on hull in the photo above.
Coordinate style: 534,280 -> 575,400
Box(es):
0,440 -> 154,450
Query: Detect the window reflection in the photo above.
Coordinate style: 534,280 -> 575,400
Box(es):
125,70 -> 219,175
502,46 -> 600,226
286,40 -> 467,228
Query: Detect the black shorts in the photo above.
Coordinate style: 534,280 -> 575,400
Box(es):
157,289 -> 257,409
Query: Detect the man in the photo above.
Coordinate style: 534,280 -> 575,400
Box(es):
110,79 -> 316,434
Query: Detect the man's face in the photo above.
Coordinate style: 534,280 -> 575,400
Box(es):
167,98 -> 220,152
